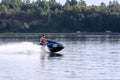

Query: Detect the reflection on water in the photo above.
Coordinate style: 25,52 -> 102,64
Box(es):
0,34 -> 120,80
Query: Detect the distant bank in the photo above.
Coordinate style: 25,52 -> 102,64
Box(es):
0,32 -> 120,37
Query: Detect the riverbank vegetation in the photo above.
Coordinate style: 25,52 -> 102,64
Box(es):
0,0 -> 120,33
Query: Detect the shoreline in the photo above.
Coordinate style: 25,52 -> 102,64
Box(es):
0,32 -> 120,39
0,32 -> 120,35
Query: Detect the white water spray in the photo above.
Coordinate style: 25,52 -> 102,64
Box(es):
0,42 -> 42,55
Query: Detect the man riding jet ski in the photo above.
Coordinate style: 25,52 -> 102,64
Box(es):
40,34 -> 64,53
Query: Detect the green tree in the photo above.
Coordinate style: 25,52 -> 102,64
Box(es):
78,0 -> 87,6
70,0 -> 77,6
35,0 -> 50,15
1,0 -> 9,8
23,0 -> 30,4
0,5 -> 8,15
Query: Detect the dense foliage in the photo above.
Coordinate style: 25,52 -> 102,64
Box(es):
0,0 -> 120,33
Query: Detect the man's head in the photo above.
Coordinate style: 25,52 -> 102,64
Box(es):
41,34 -> 45,37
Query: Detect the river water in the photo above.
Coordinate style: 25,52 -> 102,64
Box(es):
0,34 -> 120,80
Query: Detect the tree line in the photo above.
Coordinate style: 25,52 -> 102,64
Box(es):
0,0 -> 120,33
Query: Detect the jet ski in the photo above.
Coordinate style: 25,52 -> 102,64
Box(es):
46,41 -> 64,53
40,40 -> 64,53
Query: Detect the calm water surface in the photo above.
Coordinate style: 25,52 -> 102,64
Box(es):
0,34 -> 120,80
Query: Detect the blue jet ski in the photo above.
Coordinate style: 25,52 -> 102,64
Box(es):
46,41 -> 64,53
40,40 -> 64,53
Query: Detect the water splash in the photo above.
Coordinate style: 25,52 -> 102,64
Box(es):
0,42 -> 41,55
